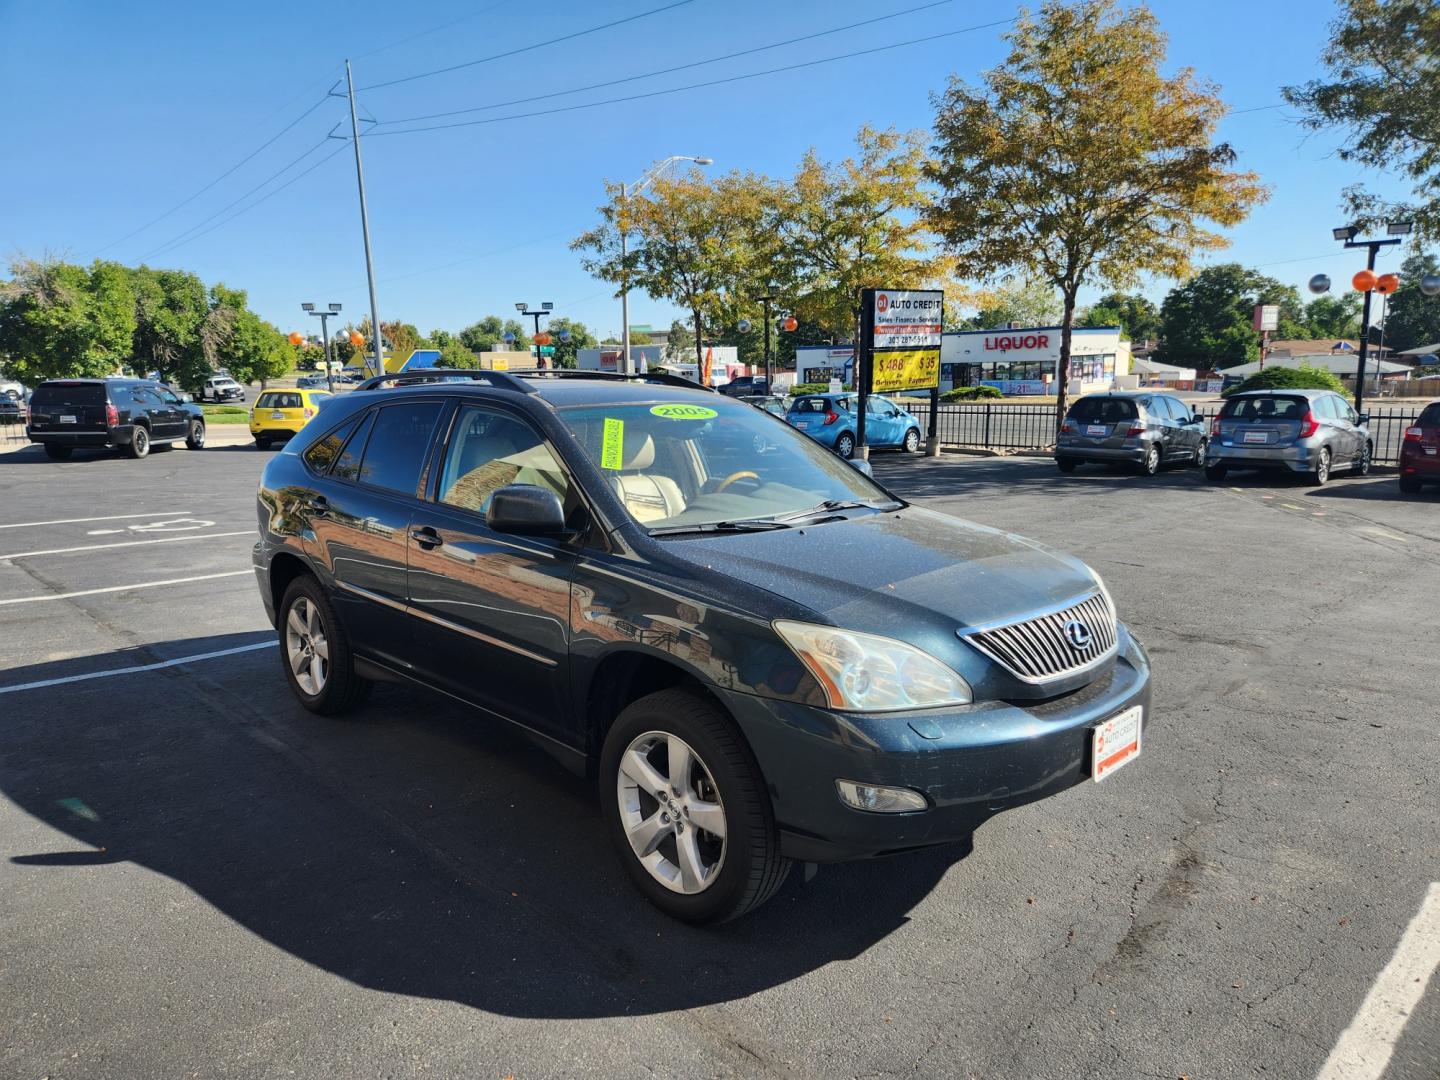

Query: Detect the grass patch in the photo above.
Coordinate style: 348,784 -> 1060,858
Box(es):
201,404 -> 250,425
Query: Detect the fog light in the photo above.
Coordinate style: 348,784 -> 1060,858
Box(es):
836,779 -> 928,813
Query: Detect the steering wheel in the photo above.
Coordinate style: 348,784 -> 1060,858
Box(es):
715,470 -> 760,493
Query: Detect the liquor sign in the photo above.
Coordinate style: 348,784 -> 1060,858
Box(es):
869,288 -> 944,391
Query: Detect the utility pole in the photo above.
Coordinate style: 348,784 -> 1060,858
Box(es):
753,288 -> 778,392
345,60 -> 383,378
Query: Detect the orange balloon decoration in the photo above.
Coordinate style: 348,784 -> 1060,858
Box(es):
533,332 -> 552,346
288,331 -> 304,346
349,331 -> 365,347
1375,273 -> 1401,295
1352,270 -> 1377,292
782,315 -> 798,332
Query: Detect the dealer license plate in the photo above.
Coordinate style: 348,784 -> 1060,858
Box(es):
1243,431 -> 1268,443
1092,705 -> 1142,782
59,415 -> 76,424
271,411 -> 286,420
794,420 -> 810,429
1086,424 -> 1108,436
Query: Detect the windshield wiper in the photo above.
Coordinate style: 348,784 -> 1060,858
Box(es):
648,519 -> 794,536
771,499 -> 897,523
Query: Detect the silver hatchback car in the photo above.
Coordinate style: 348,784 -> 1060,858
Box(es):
1205,389 -> 1371,485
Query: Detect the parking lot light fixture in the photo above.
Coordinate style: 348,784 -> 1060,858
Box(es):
516,304 -> 555,364
1333,226 -> 1359,242
303,302 -> 343,393
1335,225 -> 1406,411
1387,221 -> 1414,236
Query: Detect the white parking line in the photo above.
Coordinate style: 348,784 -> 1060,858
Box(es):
0,570 -> 251,606
1316,882 -> 1440,1080
0,640 -> 276,696
0,531 -> 252,560
0,510 -> 194,530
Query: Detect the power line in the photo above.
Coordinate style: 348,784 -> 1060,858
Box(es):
138,138 -> 334,262
351,1 -> 516,61
374,0 -> 961,127
140,144 -> 350,262
358,0 -> 698,91
89,88 -> 336,257
368,17 -> 1016,138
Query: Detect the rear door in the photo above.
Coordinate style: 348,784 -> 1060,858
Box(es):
405,403 -> 580,740
1334,395 -> 1364,464
1159,396 -> 1197,458
1068,396 -> 1137,450
27,382 -> 109,435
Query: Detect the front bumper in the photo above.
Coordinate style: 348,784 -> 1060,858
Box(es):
720,630 -> 1152,862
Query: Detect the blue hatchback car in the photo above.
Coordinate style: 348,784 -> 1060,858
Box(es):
786,392 -> 922,459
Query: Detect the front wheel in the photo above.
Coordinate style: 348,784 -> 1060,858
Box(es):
835,432 -> 855,460
902,428 -> 921,453
600,688 -> 791,924
1356,442 -> 1372,476
278,576 -> 371,715
186,419 -> 205,450
1138,444 -> 1160,476
1312,447 -> 1331,486
127,425 -> 150,459
1193,439 -> 1208,467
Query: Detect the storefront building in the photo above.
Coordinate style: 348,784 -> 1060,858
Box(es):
940,326 -> 1130,396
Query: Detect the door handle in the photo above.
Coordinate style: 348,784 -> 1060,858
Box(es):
410,527 -> 443,548
307,496 -> 328,515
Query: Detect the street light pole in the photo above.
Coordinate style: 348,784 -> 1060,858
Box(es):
516,302 -> 553,366
1336,223 -> 1408,412
303,303 -> 343,393
345,60 -> 383,378
753,288 -> 778,391
615,155 -> 713,375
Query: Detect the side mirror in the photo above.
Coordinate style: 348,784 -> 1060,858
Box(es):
486,484 -> 567,536
178,392 -> 194,403
1358,413 -> 1371,425
851,459 -> 874,478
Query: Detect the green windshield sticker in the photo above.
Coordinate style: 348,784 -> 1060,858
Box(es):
600,417 -> 625,470
650,403 -> 717,421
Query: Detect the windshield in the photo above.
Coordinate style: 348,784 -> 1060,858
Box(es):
556,397 -> 897,532
1417,403 -> 1440,428
1068,397 -> 1138,423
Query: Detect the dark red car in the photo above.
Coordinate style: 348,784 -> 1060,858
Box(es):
1399,401 -> 1440,494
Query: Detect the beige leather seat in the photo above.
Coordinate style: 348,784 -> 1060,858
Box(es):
610,435 -> 686,523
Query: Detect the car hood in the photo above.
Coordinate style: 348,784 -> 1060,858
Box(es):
657,506 -> 1111,699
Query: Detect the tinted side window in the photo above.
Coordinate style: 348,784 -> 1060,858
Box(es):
1418,403 -> 1440,427
32,384 -> 107,408
332,411 -> 375,482
129,387 -> 159,409
356,402 -> 445,495
1069,397 -> 1138,423
304,415 -> 361,475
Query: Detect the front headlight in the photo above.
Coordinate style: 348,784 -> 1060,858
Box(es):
773,620 -> 972,712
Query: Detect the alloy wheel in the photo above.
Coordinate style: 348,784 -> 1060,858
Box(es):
836,434 -> 855,459
1315,448 -> 1331,485
1143,446 -> 1160,475
616,731 -> 727,895
285,597 -> 330,696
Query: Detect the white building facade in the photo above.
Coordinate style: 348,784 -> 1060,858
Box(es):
940,326 -> 1130,396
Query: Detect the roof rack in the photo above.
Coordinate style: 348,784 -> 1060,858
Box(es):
352,369 -> 537,394
507,368 -> 718,393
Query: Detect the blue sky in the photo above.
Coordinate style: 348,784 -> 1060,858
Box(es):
0,0 -> 1415,342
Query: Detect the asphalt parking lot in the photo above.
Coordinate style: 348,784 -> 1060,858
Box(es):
2,440 -> 1437,1080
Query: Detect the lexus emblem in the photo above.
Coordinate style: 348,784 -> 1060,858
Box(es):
1063,619 -> 1094,651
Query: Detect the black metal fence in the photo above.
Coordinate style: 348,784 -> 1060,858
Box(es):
898,401 -> 1424,465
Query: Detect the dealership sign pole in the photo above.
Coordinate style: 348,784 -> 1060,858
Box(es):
857,287 -> 945,459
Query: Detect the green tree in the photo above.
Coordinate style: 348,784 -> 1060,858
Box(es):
970,279 -> 1063,329
1303,293 -> 1362,340
1283,0 -> 1440,239
776,126 -> 947,342
0,258 -> 137,383
1222,364 -> 1347,397
130,266 -> 222,387
1157,264 -> 1323,366
457,315 -> 530,353
1080,292 -> 1162,341
1382,251 -> 1440,352
543,316 -> 595,369
929,0 -> 1267,430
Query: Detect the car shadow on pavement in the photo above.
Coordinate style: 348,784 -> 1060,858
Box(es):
870,455 -> 1213,500
1,632 -> 965,1020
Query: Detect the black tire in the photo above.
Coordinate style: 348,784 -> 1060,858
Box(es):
1205,463 -> 1228,482
1194,438 -> 1208,467
277,575 -> 371,716
902,428 -> 921,453
43,443 -> 73,460
1311,447 -> 1331,486
1056,458 -> 1078,473
1138,444 -> 1161,476
186,419 -> 206,450
1399,475 -> 1422,494
127,425 -> 150,459
1356,442 -> 1372,476
835,432 -> 856,460
255,435 -> 271,450
600,688 -> 791,924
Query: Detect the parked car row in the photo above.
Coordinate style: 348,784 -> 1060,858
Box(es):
1055,389 -> 1394,489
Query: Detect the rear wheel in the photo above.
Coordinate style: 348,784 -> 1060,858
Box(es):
255,435 -> 271,450
600,688 -> 790,923
1205,463 -> 1228,482
1138,444 -> 1161,476
902,428 -> 921,453
186,419 -> 205,450
1056,458 -> 1078,474
1311,447 -> 1331,485
1399,475 -> 1422,494
127,425 -> 150,459
278,576 -> 371,715
835,432 -> 855,459
43,443 -> 72,460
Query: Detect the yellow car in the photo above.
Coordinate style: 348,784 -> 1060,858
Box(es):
250,388 -> 333,449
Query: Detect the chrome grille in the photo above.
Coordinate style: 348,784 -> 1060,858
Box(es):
961,592 -> 1117,684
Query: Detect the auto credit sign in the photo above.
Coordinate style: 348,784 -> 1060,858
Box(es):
869,288 -> 943,392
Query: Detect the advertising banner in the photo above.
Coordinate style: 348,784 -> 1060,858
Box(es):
874,348 -> 941,393
870,289 -> 943,392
